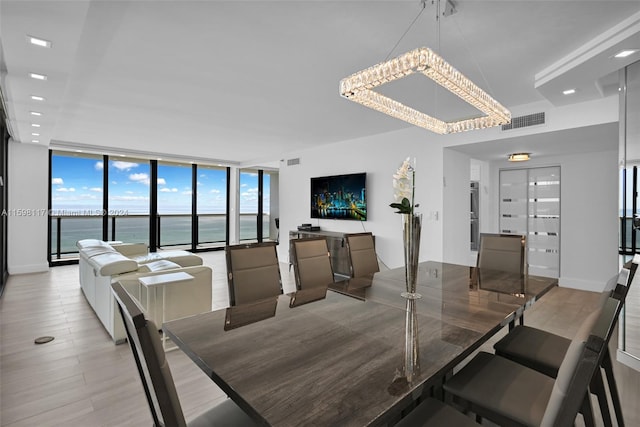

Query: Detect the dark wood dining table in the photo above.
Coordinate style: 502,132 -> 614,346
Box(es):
163,261 -> 557,427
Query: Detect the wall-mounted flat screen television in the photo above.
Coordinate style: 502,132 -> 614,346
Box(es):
311,172 -> 366,221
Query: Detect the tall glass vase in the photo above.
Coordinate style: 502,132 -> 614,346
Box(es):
403,298 -> 420,382
401,213 -> 422,299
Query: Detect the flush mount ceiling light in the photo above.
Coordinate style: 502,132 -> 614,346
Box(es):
562,88 -> 576,95
614,49 -> 638,58
31,95 -> 45,101
29,72 -> 47,81
339,1 -> 511,134
508,153 -> 530,162
27,35 -> 52,48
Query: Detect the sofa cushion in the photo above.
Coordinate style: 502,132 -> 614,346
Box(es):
80,246 -> 117,259
131,250 -> 202,267
88,252 -> 139,276
138,260 -> 182,273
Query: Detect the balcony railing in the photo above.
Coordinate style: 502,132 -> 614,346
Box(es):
50,213 -> 271,260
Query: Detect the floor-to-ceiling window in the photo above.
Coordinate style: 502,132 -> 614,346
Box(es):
48,150 -> 278,260
107,157 -> 150,245
239,169 -> 259,241
239,169 -> 275,242
50,151 -> 105,261
196,165 -> 228,248
619,60 -> 640,370
157,162 -> 192,248
0,110 -> 8,295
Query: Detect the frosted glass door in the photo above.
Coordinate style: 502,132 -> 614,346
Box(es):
527,167 -> 560,278
499,169 -> 528,235
499,167 -> 560,279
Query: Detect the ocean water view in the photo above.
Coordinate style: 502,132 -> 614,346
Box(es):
50,214 -> 271,256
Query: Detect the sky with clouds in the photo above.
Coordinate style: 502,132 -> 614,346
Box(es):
51,155 -> 269,215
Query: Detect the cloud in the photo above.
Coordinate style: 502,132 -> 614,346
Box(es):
110,195 -> 149,201
112,161 -> 139,171
159,188 -> 178,193
125,191 -> 135,195
182,190 -> 192,195
210,189 -> 221,194
51,177 -> 64,185
89,187 -> 103,193
129,173 -> 150,185
57,187 -> 76,192
157,178 -> 166,185
241,183 -> 248,188
95,161 -> 104,171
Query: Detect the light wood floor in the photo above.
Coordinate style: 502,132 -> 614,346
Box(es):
1,252 -> 638,426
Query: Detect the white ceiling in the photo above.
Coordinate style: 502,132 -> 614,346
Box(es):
1,0 -> 640,166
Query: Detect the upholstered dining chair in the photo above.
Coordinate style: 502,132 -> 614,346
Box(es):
441,294 -> 624,427
225,242 -> 283,306
492,263 -> 638,427
476,233 -> 526,274
111,281 -> 257,427
290,236 -> 335,290
345,232 -> 379,278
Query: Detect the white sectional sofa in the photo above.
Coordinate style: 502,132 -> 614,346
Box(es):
76,239 -> 212,344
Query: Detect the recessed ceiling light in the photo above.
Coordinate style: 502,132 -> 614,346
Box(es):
31,139 -> 40,143
32,133 -> 40,136
614,49 -> 638,59
75,150 -> 83,153
30,95 -> 45,101
27,35 -> 52,48
30,111 -> 42,116
29,72 -> 47,81
31,123 -> 41,127
508,153 -> 530,162
562,89 -> 576,95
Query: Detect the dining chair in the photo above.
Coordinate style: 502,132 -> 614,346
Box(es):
441,294 -> 624,427
476,233 -> 526,274
225,241 -> 283,306
492,263 -> 638,427
290,236 -> 335,290
345,232 -> 379,278
111,281 -> 257,427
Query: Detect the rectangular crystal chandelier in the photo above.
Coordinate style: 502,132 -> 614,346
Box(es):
339,47 -> 511,134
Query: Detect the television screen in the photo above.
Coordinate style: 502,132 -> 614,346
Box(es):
311,173 -> 366,221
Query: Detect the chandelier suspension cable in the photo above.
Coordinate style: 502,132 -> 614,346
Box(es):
384,1 -> 427,61
449,7 -> 496,98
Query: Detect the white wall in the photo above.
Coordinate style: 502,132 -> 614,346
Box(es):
279,127 -> 444,269
443,149 -> 472,266
485,150 -> 619,291
8,141 -> 49,274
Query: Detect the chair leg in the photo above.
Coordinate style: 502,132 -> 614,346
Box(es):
519,313 -> 524,326
581,393 -> 596,427
589,369 -> 613,427
602,349 -> 625,427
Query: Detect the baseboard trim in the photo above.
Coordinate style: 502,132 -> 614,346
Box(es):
617,349 -> 640,372
8,263 -> 49,275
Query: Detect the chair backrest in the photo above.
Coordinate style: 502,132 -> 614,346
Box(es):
291,237 -> 335,290
111,281 -> 187,427
225,242 -> 283,306
477,233 -> 525,275
345,232 -> 379,278
541,295 -> 624,427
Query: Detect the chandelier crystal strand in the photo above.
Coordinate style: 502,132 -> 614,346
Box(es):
340,47 -> 511,134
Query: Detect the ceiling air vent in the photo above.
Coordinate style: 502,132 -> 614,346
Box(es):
287,158 -> 300,166
502,112 -> 545,131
